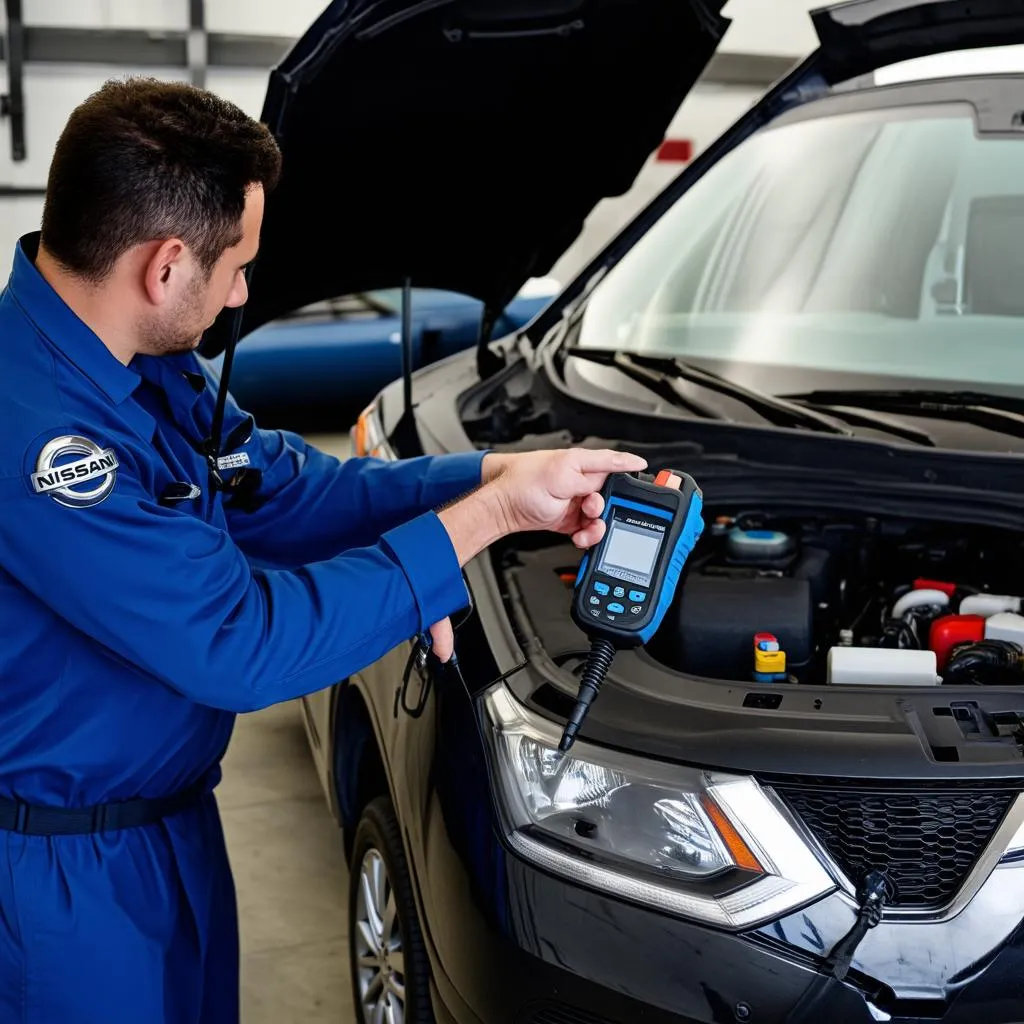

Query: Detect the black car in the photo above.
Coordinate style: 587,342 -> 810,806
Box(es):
202,1 -> 1024,1021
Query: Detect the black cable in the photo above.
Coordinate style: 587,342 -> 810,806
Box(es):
783,871 -> 891,1022
559,637 -> 616,753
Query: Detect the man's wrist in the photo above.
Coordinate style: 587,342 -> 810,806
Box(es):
437,480 -> 517,566
481,452 -> 514,484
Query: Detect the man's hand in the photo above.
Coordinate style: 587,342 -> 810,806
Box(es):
429,448 -> 646,661
486,448 -> 647,547
428,617 -> 455,662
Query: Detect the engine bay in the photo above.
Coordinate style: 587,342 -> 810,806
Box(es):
500,507 -> 1024,689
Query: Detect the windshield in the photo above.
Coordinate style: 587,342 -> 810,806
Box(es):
578,99 -> 1024,388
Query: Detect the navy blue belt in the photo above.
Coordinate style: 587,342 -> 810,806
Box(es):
0,774 -> 212,836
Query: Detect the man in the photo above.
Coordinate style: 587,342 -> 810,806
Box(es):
0,78 -> 643,1022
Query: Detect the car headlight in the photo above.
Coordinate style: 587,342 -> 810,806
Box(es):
482,685 -> 835,930
352,399 -> 395,460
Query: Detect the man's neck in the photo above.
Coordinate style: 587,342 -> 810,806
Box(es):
34,245 -> 138,366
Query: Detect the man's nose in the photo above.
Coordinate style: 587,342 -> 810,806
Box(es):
225,272 -> 249,309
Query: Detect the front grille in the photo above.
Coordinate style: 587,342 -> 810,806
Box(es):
776,783 -> 1016,910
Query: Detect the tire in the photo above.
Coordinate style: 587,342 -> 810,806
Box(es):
349,795 -> 435,1023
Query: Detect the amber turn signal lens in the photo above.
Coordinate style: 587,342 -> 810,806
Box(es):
701,795 -> 763,873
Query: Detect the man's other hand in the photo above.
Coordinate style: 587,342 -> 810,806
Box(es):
428,617 -> 454,663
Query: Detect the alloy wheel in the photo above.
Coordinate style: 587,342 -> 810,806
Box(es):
354,847 -> 406,1024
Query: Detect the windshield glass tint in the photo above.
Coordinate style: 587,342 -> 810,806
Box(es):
578,102 -> 1024,387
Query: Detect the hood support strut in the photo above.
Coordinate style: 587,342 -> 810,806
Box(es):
401,277 -> 414,417
476,303 -> 505,379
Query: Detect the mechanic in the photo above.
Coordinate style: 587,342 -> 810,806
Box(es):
0,78 -> 645,1024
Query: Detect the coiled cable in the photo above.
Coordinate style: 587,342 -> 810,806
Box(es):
559,637 -> 617,753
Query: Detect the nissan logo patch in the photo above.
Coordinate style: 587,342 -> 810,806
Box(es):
31,435 -> 119,509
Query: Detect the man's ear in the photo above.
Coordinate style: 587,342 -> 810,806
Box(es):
142,238 -> 188,306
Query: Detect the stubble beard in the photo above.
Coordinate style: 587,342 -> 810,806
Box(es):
137,275 -> 208,357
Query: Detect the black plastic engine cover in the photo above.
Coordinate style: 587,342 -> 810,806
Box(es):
668,575 -> 814,680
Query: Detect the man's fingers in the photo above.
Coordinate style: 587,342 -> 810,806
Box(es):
572,518 -> 606,550
581,492 -> 604,520
573,448 -> 647,476
429,617 -> 454,663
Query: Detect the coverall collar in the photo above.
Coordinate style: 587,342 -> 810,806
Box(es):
10,233 -> 141,406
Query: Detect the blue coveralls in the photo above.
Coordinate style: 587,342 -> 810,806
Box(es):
0,233 -> 484,1022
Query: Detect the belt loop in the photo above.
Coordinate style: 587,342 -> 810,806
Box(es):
13,801 -> 28,834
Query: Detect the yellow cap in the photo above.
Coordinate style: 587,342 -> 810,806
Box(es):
755,648 -> 786,674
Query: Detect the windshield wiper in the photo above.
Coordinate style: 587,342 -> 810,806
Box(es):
782,389 -> 1024,441
566,349 -> 724,420
786,400 -> 936,447
564,347 -> 852,436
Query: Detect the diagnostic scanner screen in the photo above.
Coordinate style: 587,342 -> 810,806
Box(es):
598,518 -> 664,588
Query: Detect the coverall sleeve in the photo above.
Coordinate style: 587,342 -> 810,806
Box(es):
0,440 -> 470,714
224,421 -> 487,567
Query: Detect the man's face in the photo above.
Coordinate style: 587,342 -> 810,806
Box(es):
138,184 -> 264,357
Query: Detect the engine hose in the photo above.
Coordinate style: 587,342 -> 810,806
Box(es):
559,637 -> 616,753
944,640 -> 1024,685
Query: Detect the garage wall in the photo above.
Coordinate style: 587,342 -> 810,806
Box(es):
720,0 -> 819,58
0,0 -> 824,285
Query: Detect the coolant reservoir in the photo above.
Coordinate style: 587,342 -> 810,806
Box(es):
827,647 -> 939,686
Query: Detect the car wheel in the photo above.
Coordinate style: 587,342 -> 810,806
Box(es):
349,795 -> 434,1024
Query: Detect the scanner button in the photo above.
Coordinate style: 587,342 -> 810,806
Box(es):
589,596 -> 601,606
613,587 -> 625,598
594,582 -> 610,596
629,590 -> 646,603
607,602 -> 625,614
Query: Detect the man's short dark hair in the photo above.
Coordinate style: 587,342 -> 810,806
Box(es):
41,77 -> 282,281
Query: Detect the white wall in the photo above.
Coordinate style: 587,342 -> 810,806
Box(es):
720,0 -> 820,58
16,0 -> 330,35
0,0 -> 824,283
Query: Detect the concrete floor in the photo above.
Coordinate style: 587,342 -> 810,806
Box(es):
220,432 -> 358,1023
221,700 -> 355,1023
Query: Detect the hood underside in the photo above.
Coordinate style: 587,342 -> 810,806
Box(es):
201,0 -> 729,356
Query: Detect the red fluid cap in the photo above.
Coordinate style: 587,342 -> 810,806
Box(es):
915,578 -> 957,598
929,614 -> 985,668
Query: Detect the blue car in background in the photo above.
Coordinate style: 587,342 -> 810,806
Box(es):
214,280 -> 558,418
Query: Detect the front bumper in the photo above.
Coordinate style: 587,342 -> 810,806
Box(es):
426,844 -> 1024,1024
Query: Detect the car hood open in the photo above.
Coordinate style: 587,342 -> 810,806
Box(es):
200,0 -> 731,356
